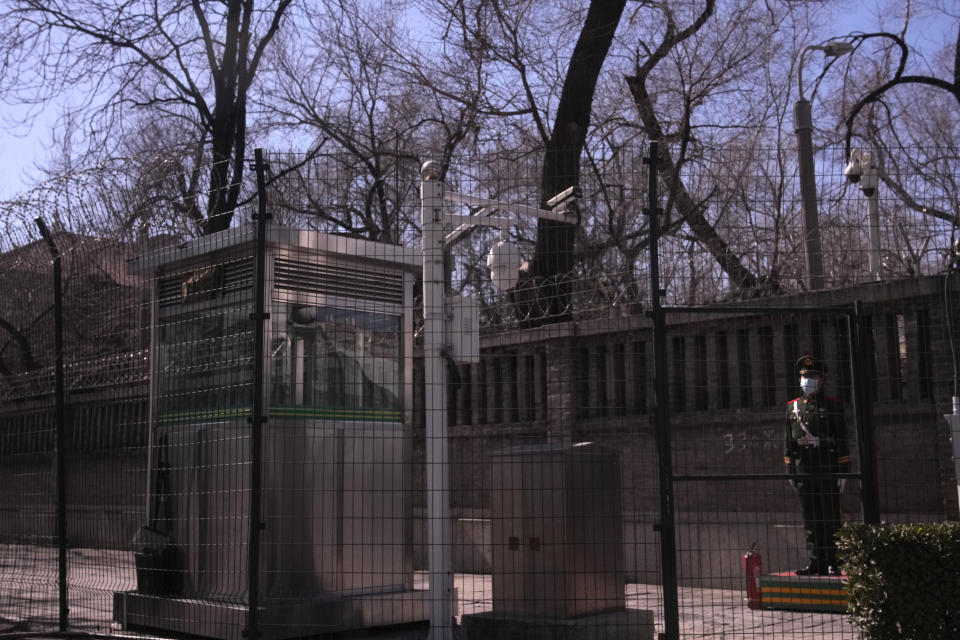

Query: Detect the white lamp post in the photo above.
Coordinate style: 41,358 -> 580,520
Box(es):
419,161 -> 578,640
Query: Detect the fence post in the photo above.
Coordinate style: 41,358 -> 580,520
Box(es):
644,142 -> 679,640
420,162 -> 454,640
849,300 -> 880,524
246,148 -> 270,640
35,216 -> 69,632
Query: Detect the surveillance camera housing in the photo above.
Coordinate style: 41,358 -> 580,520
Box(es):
546,186 -> 582,209
486,239 -> 523,291
859,151 -> 880,196
420,161 -> 442,181
844,150 -> 862,184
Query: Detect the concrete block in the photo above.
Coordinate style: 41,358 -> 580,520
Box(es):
462,608 -> 654,640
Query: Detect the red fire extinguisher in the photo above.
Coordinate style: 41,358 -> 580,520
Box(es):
743,543 -> 762,609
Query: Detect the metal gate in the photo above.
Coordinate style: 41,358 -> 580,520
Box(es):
644,141 -> 879,639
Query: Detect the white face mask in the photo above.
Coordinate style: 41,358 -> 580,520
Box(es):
800,376 -> 820,395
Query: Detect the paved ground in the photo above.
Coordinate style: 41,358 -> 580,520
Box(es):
0,545 -> 860,639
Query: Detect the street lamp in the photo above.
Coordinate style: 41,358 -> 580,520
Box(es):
844,148 -> 883,281
795,40 -> 854,290
419,162 -> 578,640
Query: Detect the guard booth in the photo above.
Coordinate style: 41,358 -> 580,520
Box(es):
114,224 -> 427,640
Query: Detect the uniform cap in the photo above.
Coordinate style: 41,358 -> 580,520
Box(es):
796,354 -> 826,374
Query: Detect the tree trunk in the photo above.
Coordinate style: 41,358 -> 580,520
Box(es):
530,0 -> 627,322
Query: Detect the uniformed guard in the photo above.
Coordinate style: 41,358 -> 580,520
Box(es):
784,355 -> 850,576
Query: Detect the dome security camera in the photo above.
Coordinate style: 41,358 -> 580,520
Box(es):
486,236 -> 523,292
844,150 -> 863,184
420,161 -> 442,181
844,149 -> 880,196
859,151 -> 880,197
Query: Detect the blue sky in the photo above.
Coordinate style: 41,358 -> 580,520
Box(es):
0,0 -> 954,199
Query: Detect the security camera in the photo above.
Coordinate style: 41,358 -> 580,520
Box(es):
844,149 -> 862,184
844,149 -> 880,196
420,160 -> 442,181
546,186 -> 581,209
486,236 -> 523,291
859,151 -> 880,197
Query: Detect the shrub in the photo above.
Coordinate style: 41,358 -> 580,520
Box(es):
837,522 -> 960,640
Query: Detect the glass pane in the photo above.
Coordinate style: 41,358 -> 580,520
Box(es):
157,304 -> 255,416
270,304 -> 402,421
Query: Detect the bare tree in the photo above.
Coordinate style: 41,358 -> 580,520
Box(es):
427,0 -> 840,306
262,0 -> 461,244
0,0 -> 294,235
842,28 -> 960,166
817,4 -> 960,277
531,0 -> 627,319
623,0 -> 769,293
415,0 -> 627,320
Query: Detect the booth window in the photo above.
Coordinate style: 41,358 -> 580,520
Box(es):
270,304 -> 402,420
156,304 -> 255,416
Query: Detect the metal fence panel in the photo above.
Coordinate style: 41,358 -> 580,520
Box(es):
0,144 -> 958,640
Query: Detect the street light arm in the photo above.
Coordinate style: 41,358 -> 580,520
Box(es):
798,44 -> 814,101
798,40 -> 855,101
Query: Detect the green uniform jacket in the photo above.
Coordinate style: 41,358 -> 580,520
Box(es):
784,392 -> 850,475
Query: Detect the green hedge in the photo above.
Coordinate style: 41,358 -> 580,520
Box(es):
837,522 -> 960,640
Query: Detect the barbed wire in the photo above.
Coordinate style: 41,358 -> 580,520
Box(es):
0,144 -> 957,385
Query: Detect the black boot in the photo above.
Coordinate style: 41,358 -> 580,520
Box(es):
794,564 -> 823,576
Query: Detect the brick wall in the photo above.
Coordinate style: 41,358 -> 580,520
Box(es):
2,275 -> 958,551
425,275 -> 960,520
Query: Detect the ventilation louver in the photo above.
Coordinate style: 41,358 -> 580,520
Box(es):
157,259 -> 253,309
274,256 -> 403,304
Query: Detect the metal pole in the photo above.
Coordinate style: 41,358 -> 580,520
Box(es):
867,191 -> 882,282
35,217 -> 68,632
794,99 -> 826,290
421,163 -> 453,640
246,148 -> 270,640
946,399 -> 960,517
849,301 -> 880,524
644,142 -> 679,640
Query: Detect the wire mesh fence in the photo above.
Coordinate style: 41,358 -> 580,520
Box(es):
0,143 -> 958,640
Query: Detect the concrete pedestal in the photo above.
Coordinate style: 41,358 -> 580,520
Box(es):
113,588 -> 430,640
461,609 -> 654,640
